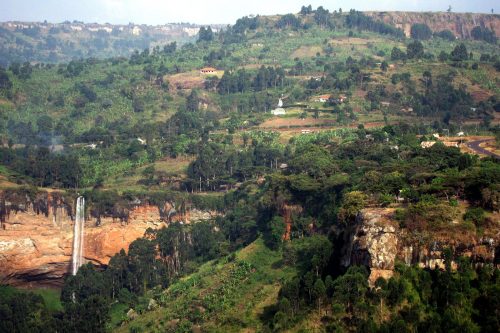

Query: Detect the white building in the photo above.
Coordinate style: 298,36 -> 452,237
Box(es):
183,27 -> 200,37
271,108 -> 286,115
132,26 -> 142,36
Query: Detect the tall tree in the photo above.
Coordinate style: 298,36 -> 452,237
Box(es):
407,40 -> 424,59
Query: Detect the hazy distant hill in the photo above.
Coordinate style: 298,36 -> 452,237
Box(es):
0,21 -> 225,66
1,11 -> 498,67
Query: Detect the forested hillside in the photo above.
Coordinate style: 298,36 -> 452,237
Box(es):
0,5 -> 499,333
0,21 -> 205,66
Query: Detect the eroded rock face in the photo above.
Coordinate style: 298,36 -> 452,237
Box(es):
342,208 -> 499,285
0,201 -> 218,286
341,209 -> 399,284
364,12 -> 500,39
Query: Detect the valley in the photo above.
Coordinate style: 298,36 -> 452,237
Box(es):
0,5 -> 499,333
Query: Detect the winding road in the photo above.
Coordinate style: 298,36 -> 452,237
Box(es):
465,139 -> 499,159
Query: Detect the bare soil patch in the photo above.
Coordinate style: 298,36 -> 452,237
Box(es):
167,70 -> 223,90
259,117 -> 336,128
290,45 -> 323,59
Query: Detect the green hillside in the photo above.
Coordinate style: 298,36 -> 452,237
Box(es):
0,10 -> 498,191
0,22 -> 198,66
115,238 -> 295,333
1,6 -> 499,333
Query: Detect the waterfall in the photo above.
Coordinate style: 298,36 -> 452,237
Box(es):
71,196 -> 85,275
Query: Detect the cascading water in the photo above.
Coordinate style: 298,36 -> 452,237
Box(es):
71,196 -> 85,275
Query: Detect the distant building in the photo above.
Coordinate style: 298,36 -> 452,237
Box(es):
200,67 -> 217,74
132,26 -> 142,36
100,27 -> 113,33
183,27 -> 200,37
421,141 -> 436,149
421,141 -> 459,149
271,108 -> 286,115
315,94 -> 331,102
443,141 -> 459,148
314,94 -> 346,103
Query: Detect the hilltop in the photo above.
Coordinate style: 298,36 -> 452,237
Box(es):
365,11 -> 500,39
1,11 -> 499,66
0,21 -> 225,66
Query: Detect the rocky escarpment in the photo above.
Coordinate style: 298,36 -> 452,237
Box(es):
0,193 -> 220,286
342,208 -> 499,285
365,11 -> 500,39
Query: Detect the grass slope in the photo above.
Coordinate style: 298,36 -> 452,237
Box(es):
0,285 -> 63,313
117,238 -> 295,333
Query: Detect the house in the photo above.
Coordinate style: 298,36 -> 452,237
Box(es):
271,108 -> 286,115
183,27 -> 200,37
315,94 -> 346,104
132,26 -> 142,36
457,132 -> 465,137
421,141 -> 459,149
442,141 -> 459,148
380,101 -> 391,107
137,137 -> 146,145
100,26 -> 113,33
420,141 -> 436,149
315,94 -> 331,102
200,67 -> 217,74
301,129 -> 312,134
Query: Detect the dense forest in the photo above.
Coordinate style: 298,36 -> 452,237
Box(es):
0,4 -> 499,333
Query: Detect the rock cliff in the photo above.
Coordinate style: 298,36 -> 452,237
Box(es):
0,194 -> 219,286
365,11 -> 500,39
342,208 -> 499,285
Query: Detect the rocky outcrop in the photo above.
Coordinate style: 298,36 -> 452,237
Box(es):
0,196 -> 219,287
365,11 -> 500,39
281,204 -> 304,241
341,208 -> 399,284
342,208 -> 499,285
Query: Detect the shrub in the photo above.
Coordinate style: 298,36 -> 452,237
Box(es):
463,207 -> 486,227
410,23 -> 432,40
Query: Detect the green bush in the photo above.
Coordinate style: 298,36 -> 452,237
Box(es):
463,207 -> 486,227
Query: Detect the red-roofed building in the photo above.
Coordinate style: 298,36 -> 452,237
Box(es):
314,94 -> 347,103
315,94 -> 331,102
200,67 -> 217,74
